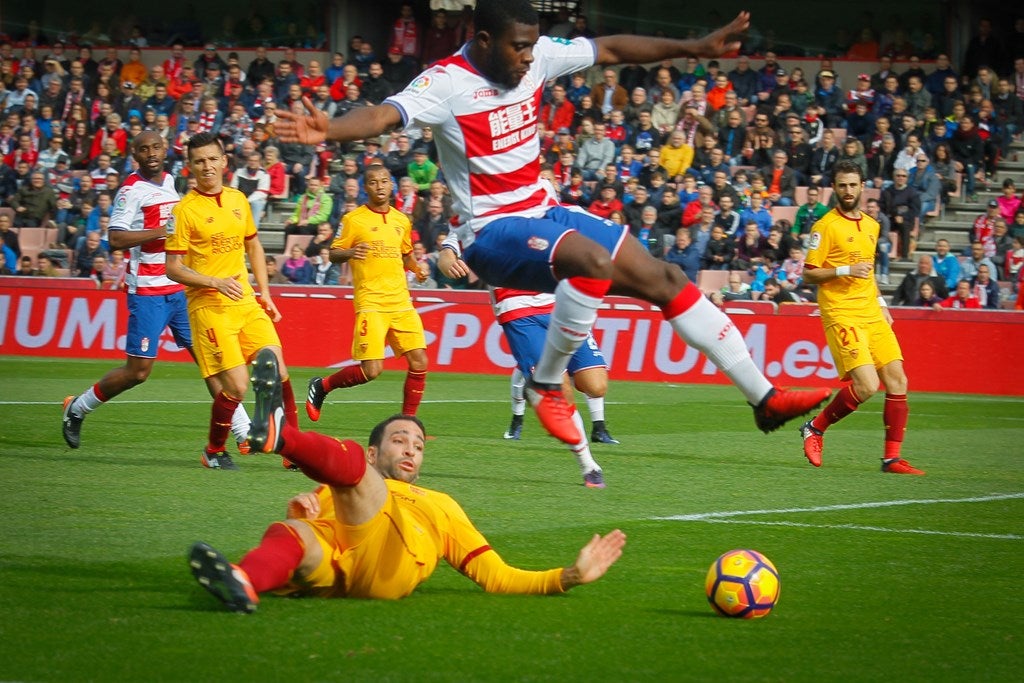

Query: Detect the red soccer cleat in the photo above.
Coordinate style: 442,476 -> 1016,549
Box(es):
524,379 -> 582,445
882,458 -> 925,475
799,420 -> 824,467
753,387 -> 832,434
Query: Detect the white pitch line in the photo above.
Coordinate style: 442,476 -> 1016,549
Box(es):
654,492 -> 1024,522
696,518 -> 1022,541
0,398 -> 512,406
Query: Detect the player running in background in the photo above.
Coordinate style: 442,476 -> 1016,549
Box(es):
165,131 -> 297,470
305,164 -> 430,422
61,131 -> 250,455
277,1 -> 829,448
494,287 -> 613,489
188,349 -> 626,613
799,160 -> 924,475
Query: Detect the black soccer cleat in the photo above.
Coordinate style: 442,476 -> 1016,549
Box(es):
189,541 -> 259,613
249,349 -> 285,453
61,395 -> 84,449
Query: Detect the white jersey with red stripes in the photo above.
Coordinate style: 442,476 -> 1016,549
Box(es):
491,287 -> 555,325
385,36 -> 596,244
109,171 -> 183,296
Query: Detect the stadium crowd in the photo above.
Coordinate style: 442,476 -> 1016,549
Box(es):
1,6 -> 1023,308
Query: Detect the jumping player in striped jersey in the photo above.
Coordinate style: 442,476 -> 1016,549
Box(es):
277,1 -> 830,447
61,131 -> 251,464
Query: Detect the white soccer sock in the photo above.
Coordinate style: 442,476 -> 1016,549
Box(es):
510,368 -> 527,417
569,409 -> 600,473
532,279 -> 602,385
667,295 -> 772,404
72,386 -> 105,416
585,394 -> 605,423
231,403 -> 252,443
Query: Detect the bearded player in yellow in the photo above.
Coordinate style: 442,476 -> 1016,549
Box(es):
165,131 -> 299,470
188,349 -> 626,612
800,160 -> 923,475
305,163 -> 430,421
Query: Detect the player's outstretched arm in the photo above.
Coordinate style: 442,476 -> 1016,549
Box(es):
560,529 -> 627,590
594,11 -> 749,65
276,96 -> 403,146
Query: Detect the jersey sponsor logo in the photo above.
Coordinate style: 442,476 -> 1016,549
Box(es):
488,99 -> 538,152
549,37 -> 573,45
211,232 -> 243,254
808,231 -> 821,250
473,87 -> 498,100
527,236 -> 549,251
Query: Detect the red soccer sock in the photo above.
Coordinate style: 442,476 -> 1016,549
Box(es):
323,365 -> 369,392
281,377 -> 298,428
206,391 -> 242,452
402,370 -> 426,416
238,522 -> 306,593
883,393 -> 908,459
660,282 -> 704,319
278,424 -> 367,487
811,385 -> 862,432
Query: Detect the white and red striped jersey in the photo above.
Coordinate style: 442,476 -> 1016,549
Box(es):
385,37 -> 596,244
491,287 -> 555,325
109,171 -> 183,296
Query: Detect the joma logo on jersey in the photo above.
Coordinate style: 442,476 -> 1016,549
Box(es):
473,87 -> 498,100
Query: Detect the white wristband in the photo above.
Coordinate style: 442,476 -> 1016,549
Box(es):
835,265 -> 851,277
877,296 -> 888,307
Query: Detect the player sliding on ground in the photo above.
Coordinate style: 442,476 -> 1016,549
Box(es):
276,1 -> 830,447
188,349 -> 626,612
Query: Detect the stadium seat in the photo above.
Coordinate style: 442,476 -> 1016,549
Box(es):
723,300 -> 777,315
282,234 -> 313,256
16,226 -> 50,255
861,187 -> 880,206
770,206 -> 798,226
696,269 -> 730,292
265,175 -> 291,220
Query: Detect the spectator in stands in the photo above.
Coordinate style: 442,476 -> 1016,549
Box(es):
0,212 -> 19,259
720,272 -> 752,301
913,281 -> 943,307
664,228 -> 701,281
230,152 -> 271,227
793,186 -> 828,245
939,279 -> 982,309
814,70 -> 845,128
762,277 -> 801,304
591,68 -> 628,119
281,243 -> 314,285
263,253 -> 289,285
381,45 -> 418,93
881,168 -> 921,259
285,176 -> 332,236
390,3 -> 421,60
304,223 -> 337,259
970,263 -> 1001,309
72,230 -> 107,277
14,254 -> 35,276
907,152 -> 940,221
961,241 -> 997,281
407,147 -> 438,193
576,122 -> 616,181
421,9 -> 457,67
10,171 -> 57,227
892,254 -> 949,306
996,179 -> 1021,225
701,224 -> 734,270
760,149 -> 797,207
807,128 -> 839,188
0,251 -> 12,275
738,192 -> 772,237
732,221 -> 769,270
312,246 -> 341,286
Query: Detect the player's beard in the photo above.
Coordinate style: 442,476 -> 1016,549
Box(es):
836,191 -> 861,214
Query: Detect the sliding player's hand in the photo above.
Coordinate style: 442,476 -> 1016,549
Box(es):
287,491 -> 320,519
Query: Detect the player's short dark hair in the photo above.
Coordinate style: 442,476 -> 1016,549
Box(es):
186,131 -> 223,160
363,163 -> 390,182
833,159 -> 865,181
369,414 -> 426,450
475,0 -> 539,37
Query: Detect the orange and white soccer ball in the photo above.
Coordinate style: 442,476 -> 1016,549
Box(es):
705,549 -> 780,619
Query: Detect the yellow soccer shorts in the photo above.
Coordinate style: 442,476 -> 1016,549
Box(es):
823,315 -> 903,380
351,308 -> 426,361
291,492 -> 434,599
190,299 -> 281,378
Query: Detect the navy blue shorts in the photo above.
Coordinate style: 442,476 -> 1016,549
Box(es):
464,206 -> 629,292
501,313 -> 606,377
126,291 -> 192,358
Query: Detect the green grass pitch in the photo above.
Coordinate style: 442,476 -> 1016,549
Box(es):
1,356 -> 1021,681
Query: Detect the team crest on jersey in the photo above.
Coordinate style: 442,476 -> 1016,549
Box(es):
140,337 -> 150,352
808,231 -> 821,250
232,208 -> 242,220
206,216 -> 214,223
847,236 -> 854,242
527,236 -> 549,251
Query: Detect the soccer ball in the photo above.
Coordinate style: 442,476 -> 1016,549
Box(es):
705,549 -> 780,619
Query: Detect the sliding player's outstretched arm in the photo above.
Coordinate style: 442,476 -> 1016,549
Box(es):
276,96 -> 403,145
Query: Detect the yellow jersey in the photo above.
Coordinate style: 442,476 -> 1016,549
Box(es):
166,187 -> 256,312
308,480 -> 565,597
332,204 -> 413,312
805,207 -> 882,321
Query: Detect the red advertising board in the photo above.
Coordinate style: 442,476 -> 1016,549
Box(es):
1,279 -> 1022,395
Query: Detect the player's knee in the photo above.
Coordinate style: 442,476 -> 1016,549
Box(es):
852,379 -> 878,402
362,362 -> 383,380
555,240 -> 614,280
